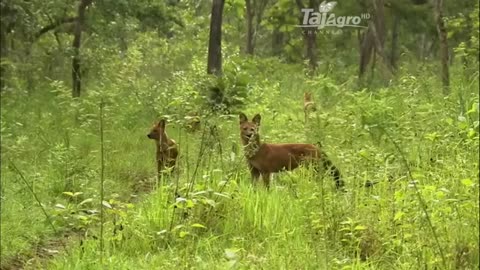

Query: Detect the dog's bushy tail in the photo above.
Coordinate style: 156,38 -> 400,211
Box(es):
322,157 -> 344,189
316,142 -> 344,189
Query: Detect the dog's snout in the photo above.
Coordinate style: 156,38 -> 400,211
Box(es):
147,134 -> 151,138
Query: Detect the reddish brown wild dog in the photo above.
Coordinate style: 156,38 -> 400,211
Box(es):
147,119 -> 178,176
185,112 -> 201,132
303,92 -> 317,123
239,112 -> 343,189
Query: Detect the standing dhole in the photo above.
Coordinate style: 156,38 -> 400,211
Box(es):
147,119 -> 178,176
239,112 -> 343,189
303,92 -> 317,123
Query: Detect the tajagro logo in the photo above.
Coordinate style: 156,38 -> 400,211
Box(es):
298,1 -> 370,30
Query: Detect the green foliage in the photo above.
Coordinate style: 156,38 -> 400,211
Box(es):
1,0 -> 479,269
448,2 -> 480,69
3,50 -> 479,268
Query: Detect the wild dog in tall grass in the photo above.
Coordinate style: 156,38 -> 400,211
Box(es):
147,119 -> 178,176
239,112 -> 343,189
303,92 -> 317,123
184,112 -> 201,132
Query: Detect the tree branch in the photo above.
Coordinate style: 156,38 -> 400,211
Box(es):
34,17 -> 78,40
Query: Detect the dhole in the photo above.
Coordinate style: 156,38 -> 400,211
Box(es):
303,92 -> 317,123
147,119 -> 178,175
239,113 -> 343,189
185,112 -> 201,132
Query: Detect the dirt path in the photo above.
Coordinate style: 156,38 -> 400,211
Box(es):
1,178 -> 159,270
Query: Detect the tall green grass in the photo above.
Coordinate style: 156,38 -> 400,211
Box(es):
1,47 -> 478,269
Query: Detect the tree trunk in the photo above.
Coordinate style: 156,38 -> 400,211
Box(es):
305,30 -> 317,75
418,33 -> 426,61
369,47 -> 376,83
359,28 -> 374,78
245,0 -> 269,55
359,0 -> 390,80
0,28 -> 6,91
272,27 -> 283,56
295,0 -> 318,76
389,14 -> 399,70
118,20 -> 128,59
72,0 -> 93,98
434,0 -> 449,94
461,14 -> 471,70
207,0 -> 225,75
0,3 -> 14,91
245,0 -> 255,55
254,0 -> 268,43
373,0 -> 385,45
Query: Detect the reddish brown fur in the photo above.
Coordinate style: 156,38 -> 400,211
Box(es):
185,112 -> 201,132
147,119 -> 178,176
303,92 -> 317,123
239,112 -> 343,189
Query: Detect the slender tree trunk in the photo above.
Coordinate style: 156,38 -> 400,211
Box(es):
295,0 -> 318,76
72,0 -> 93,98
272,27 -> 283,56
434,0 -> 449,94
426,39 -> 436,59
254,0 -> 268,43
357,29 -> 362,49
359,0 -> 390,80
207,0 -> 225,75
245,0 -> 255,55
359,28 -> 374,78
305,30 -> 317,75
0,3 -> 14,91
373,0 -> 385,45
369,47 -> 376,83
390,14 -> 399,70
418,33 -> 426,61
118,21 -> 128,59
462,15 -> 471,69
0,28 -> 6,91
246,0 -> 269,55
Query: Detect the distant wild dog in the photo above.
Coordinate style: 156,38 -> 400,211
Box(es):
185,112 -> 201,132
303,92 -> 317,123
239,113 -> 343,189
147,119 -> 178,176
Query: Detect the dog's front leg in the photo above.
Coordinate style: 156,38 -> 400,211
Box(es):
249,164 -> 260,186
157,158 -> 165,178
261,172 -> 271,190
168,159 -> 176,174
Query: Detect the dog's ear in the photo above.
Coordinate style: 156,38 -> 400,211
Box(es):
239,113 -> 248,124
158,119 -> 166,129
252,114 -> 261,125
